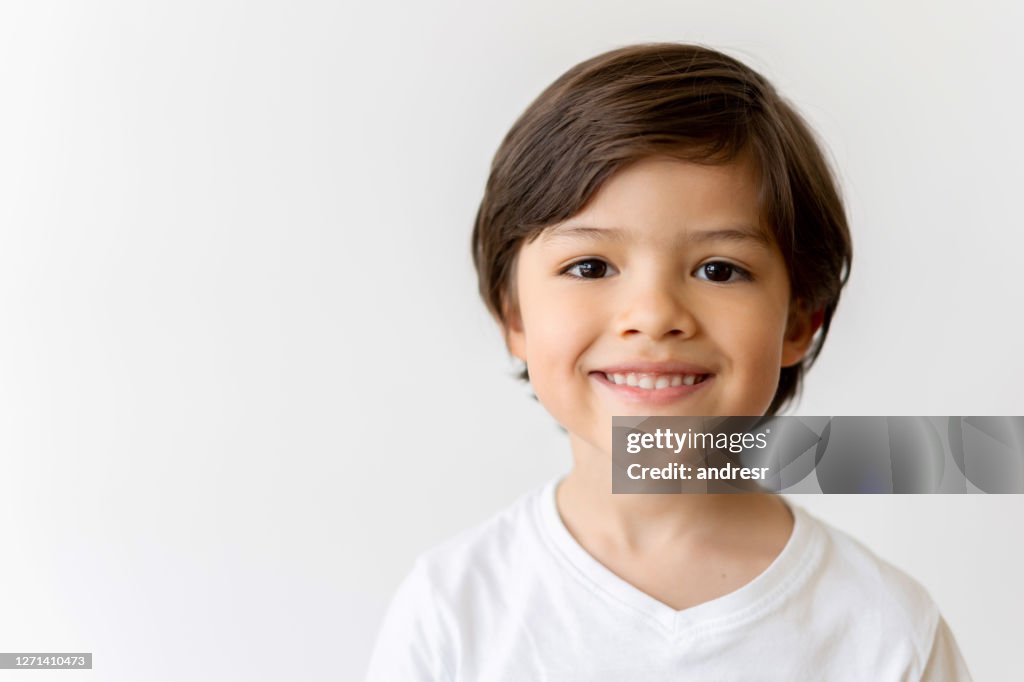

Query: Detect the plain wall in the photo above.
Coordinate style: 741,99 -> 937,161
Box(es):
1,1 -> 1021,680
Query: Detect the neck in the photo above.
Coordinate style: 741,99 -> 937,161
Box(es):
558,432 -> 789,553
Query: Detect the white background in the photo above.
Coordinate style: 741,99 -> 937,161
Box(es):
1,1 -> 1022,680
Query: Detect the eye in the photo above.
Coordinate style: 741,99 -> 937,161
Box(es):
694,261 -> 752,283
562,258 -> 614,279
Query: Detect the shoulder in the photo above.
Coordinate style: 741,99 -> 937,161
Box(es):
413,479 -> 551,595
794,505 -> 947,671
365,480 -> 553,681
813,509 -> 937,618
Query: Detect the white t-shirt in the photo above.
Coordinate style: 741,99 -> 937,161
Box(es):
365,476 -> 972,681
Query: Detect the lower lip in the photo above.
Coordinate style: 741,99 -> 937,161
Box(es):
590,371 -> 713,405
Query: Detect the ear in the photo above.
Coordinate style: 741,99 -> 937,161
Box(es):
502,299 -> 527,363
781,302 -> 824,368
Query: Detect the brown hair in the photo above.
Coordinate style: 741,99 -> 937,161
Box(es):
471,42 -> 852,416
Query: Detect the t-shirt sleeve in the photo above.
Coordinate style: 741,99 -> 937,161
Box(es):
919,615 -> 972,682
364,560 -> 455,682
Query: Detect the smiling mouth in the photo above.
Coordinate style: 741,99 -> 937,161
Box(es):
597,371 -> 710,390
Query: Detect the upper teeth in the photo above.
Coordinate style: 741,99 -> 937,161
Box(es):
604,372 -> 705,389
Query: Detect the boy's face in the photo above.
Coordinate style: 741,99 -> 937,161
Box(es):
503,154 -> 816,455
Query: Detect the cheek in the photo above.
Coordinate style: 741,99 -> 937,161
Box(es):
517,288 -> 603,414
524,309 -> 598,381
520,284 -> 602,365
710,294 -> 786,349
705,296 -> 789,398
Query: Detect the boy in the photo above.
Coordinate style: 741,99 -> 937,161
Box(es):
366,43 -> 972,680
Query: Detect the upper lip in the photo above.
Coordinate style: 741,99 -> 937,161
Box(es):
591,361 -> 713,376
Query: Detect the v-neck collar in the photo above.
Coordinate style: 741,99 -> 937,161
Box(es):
534,475 -> 825,641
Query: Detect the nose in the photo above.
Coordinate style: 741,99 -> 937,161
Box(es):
615,271 -> 698,341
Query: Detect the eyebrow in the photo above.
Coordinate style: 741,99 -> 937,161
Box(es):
542,224 -> 772,249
